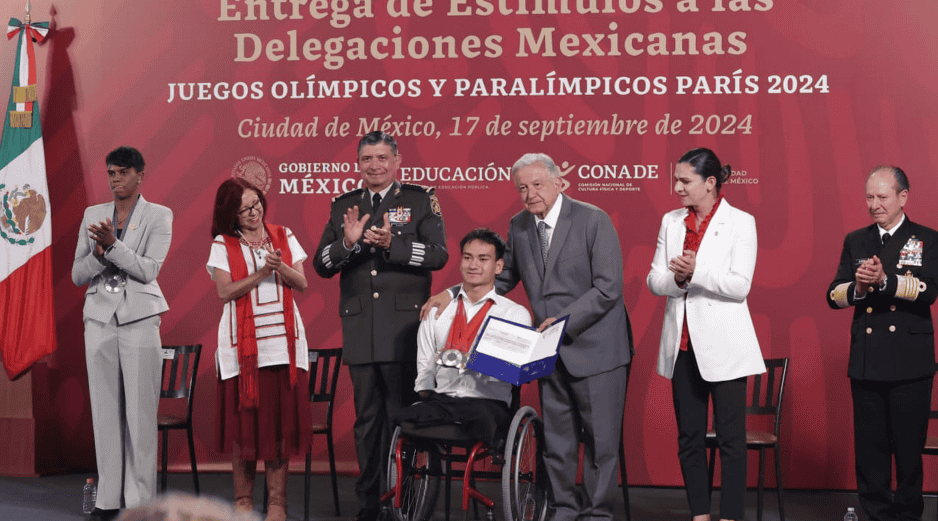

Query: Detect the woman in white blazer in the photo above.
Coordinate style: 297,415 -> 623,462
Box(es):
647,148 -> 765,521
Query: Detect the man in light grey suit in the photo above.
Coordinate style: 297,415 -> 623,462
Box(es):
425,153 -> 632,521
72,147 -> 172,521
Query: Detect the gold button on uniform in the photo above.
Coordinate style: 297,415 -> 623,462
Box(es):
866,327 -> 872,334
373,292 -> 379,299
371,270 -> 377,276
890,305 -> 896,311
889,325 -> 896,332
866,307 -> 873,314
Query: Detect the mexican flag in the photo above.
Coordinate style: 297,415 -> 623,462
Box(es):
0,15 -> 54,379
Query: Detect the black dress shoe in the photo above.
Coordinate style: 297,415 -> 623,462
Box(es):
87,507 -> 120,521
352,506 -> 381,521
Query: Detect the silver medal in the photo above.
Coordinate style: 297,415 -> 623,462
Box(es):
104,272 -> 126,293
436,349 -> 467,368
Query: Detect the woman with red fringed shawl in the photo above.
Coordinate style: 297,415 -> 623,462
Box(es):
207,178 -> 311,521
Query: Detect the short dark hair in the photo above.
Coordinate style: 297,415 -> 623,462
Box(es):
105,146 -> 145,172
678,147 -> 731,192
868,165 -> 909,193
358,131 -> 398,156
211,178 -> 267,238
460,228 -> 506,260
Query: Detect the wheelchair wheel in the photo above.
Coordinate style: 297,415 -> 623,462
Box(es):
387,426 -> 441,521
501,406 -> 548,521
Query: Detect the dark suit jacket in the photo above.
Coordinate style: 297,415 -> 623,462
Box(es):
314,181 -> 448,365
826,217 -> 938,381
496,195 -> 631,378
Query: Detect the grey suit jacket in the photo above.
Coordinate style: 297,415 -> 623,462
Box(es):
72,195 -> 172,324
497,195 -> 631,378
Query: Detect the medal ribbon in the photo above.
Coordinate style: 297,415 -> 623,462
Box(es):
443,296 -> 495,355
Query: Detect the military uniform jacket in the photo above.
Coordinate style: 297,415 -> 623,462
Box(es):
314,181 -> 448,365
826,217 -> 938,381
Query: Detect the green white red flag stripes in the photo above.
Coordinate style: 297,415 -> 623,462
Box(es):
0,13 -> 54,379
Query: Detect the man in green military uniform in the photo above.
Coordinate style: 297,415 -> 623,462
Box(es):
314,131 -> 448,521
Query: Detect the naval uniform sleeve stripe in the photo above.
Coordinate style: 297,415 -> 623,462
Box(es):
830,282 -> 851,308
896,274 -> 925,301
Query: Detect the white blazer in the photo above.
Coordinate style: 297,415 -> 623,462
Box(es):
646,199 -> 766,382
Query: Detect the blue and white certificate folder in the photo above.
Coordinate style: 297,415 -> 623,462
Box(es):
467,315 -> 569,385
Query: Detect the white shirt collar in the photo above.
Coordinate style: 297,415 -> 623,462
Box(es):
457,286 -> 499,308
368,184 -> 393,201
535,193 -> 564,230
877,213 -> 905,238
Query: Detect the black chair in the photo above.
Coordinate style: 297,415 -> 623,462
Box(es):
304,348 -> 343,520
261,348 -> 343,521
157,344 -> 202,494
920,366 -> 938,521
707,357 -> 789,521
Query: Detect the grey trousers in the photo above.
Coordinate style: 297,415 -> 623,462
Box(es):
84,314 -> 162,510
539,359 -> 628,521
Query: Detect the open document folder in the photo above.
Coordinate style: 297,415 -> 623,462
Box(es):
467,315 -> 569,385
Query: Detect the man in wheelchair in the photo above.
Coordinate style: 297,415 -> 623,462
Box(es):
394,227 -> 532,447
384,228 -> 546,521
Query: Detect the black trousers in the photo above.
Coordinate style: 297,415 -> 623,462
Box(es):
393,392 -> 512,447
672,349 -> 747,520
851,376 -> 933,521
348,362 -> 418,511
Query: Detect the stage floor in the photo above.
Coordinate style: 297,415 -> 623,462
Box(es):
0,472 -> 924,520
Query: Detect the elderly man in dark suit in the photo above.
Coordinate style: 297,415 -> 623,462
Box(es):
424,153 -> 632,521
827,165 -> 938,521
314,131 -> 448,521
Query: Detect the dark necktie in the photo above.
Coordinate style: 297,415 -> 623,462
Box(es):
372,193 -> 382,215
882,232 -> 891,247
537,221 -> 549,266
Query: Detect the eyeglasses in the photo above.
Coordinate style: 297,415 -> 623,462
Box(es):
238,201 -> 262,216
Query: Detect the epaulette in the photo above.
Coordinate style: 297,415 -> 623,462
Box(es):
400,183 -> 435,194
401,183 -> 442,216
332,188 -> 363,203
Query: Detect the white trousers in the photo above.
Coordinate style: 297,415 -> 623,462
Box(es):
84,314 -> 162,510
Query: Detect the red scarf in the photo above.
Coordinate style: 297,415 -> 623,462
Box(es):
224,224 -> 297,409
680,196 -> 722,351
444,296 -> 495,354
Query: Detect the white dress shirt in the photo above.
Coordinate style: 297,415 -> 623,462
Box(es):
534,193 -> 564,248
416,287 -> 532,405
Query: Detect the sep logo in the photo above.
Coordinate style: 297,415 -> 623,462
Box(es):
232,156 -> 272,193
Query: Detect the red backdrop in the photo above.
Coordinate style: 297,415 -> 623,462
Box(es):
4,0 -> 938,489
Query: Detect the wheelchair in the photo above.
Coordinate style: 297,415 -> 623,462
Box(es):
380,394 -> 549,521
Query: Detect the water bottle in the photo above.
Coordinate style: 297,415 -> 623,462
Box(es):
844,507 -> 858,521
82,478 -> 97,514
